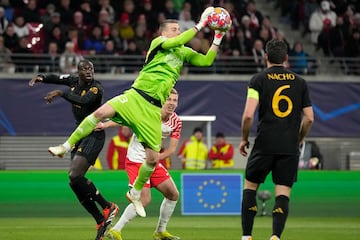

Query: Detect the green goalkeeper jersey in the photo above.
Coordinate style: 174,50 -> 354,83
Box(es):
132,28 -> 217,105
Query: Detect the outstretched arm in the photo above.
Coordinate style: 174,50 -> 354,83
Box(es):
29,75 -> 44,86
187,44 -> 218,67
44,90 -> 63,104
29,74 -> 73,87
187,30 -> 226,66
161,7 -> 214,49
61,88 -> 99,106
161,28 -> 197,49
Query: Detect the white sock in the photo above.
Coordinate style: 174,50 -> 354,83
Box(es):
130,186 -> 141,199
242,236 -> 252,240
63,141 -> 71,151
155,198 -> 177,233
112,204 -> 137,232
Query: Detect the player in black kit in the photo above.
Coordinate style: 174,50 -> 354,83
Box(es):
29,59 -> 118,240
238,39 -> 314,240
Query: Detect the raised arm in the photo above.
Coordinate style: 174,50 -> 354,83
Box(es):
161,7 -> 214,49
29,74 -> 73,87
188,29 -> 229,66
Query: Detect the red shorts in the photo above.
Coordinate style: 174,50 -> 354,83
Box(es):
125,158 -> 170,188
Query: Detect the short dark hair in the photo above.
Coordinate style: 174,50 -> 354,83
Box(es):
215,132 -> 225,138
193,127 -> 203,134
265,39 -> 288,64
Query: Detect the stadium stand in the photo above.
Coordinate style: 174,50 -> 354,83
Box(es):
0,136 -> 70,170
0,0 -> 358,75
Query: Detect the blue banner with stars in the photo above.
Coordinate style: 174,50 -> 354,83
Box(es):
181,173 -> 242,215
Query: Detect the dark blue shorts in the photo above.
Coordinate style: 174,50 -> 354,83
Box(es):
245,151 -> 299,187
71,130 -> 105,165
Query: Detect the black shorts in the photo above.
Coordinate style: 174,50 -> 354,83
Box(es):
245,151 -> 299,187
71,130 -> 105,165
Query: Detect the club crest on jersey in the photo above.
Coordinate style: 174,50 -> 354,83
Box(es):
90,87 -> 98,94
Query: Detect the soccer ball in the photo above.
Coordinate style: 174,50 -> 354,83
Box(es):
207,7 -> 232,32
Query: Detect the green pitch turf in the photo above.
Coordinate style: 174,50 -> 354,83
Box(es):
0,216 -> 359,240
1,170 -> 360,239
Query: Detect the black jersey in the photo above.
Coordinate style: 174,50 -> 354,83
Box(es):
248,66 -> 312,154
42,74 -> 104,125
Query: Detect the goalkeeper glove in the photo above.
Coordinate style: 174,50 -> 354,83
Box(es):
212,30 -> 226,46
194,6 -> 214,31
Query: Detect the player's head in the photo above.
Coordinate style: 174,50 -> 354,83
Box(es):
78,59 -> 94,82
159,19 -> 181,38
162,88 -> 179,115
265,39 -> 288,65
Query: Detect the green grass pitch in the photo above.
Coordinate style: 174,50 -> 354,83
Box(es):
1,170 -> 360,239
0,216 -> 359,240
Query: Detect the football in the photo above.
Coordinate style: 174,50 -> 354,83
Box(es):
207,7 -> 232,32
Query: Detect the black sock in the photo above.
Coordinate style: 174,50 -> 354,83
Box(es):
82,177 -> 111,209
242,189 -> 258,236
272,195 -> 289,238
69,177 -> 104,223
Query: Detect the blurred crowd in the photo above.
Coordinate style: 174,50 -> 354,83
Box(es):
0,0 -> 359,74
277,0 -> 360,74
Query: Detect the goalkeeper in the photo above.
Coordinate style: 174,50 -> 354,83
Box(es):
48,7 -> 229,219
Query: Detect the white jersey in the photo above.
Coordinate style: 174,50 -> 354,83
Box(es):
127,112 -> 182,163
